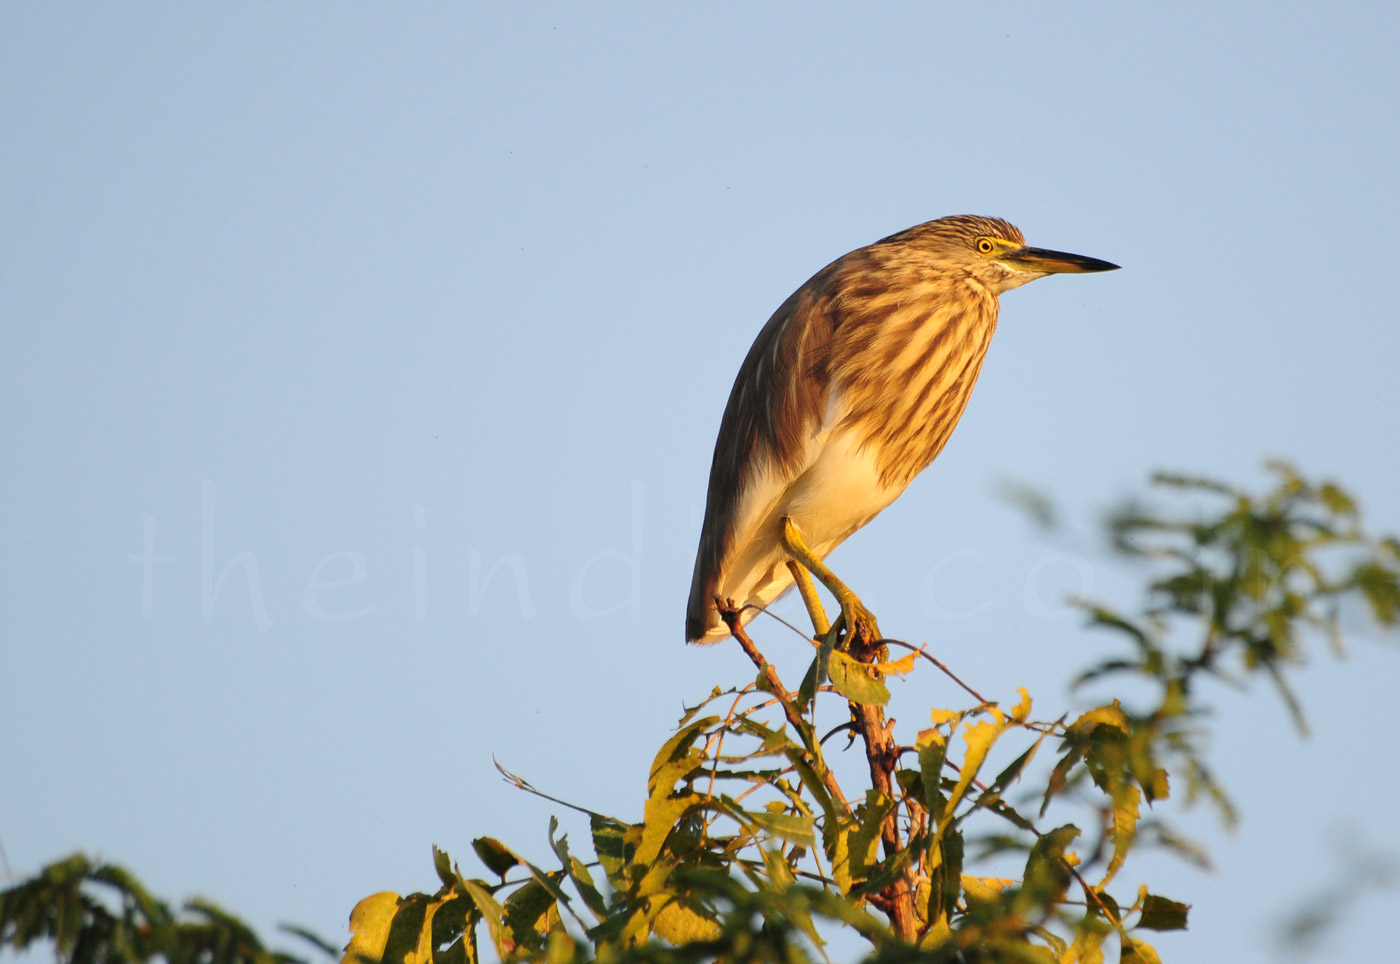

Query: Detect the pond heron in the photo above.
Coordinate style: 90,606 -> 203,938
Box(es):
685,215 -> 1117,643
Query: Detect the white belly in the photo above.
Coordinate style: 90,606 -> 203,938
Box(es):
780,428 -> 900,556
710,426 -> 905,637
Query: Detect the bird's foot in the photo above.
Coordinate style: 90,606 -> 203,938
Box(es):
834,591 -> 881,646
715,595 -> 745,635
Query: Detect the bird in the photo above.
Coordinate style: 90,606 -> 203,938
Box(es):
685,215 -> 1118,644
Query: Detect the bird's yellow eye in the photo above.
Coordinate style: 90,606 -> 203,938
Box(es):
976,238 -> 995,254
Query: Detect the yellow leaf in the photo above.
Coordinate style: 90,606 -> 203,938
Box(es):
914,872 -> 932,924
545,930 -> 577,964
471,837 -> 519,878
638,792 -> 704,866
960,875 -> 1016,904
343,892 -> 400,964
849,791 -> 894,878
1012,687 -> 1033,722
1102,782 -> 1141,888
459,879 -> 507,954
1063,910 -> 1111,964
916,727 -> 948,749
830,821 -> 853,893
411,901 -> 441,964
929,707 -> 961,727
1071,702 -> 1129,734
871,652 -> 918,676
652,898 -> 721,943
919,914 -> 952,950
1120,937 -> 1164,964
946,719 -> 1005,813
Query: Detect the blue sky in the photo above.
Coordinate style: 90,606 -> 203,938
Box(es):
4,5 -> 1399,961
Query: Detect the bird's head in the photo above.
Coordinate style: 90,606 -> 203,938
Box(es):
884,215 -> 1119,294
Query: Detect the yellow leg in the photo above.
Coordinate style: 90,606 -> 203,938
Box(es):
781,518 -> 881,643
786,560 -> 830,637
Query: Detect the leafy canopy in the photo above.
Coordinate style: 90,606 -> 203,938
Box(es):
5,464 -> 1397,964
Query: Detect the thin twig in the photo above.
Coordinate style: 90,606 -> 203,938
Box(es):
719,600 -> 850,813
702,683 -> 761,839
495,759 -> 621,822
881,638 -> 990,704
748,601 -> 823,644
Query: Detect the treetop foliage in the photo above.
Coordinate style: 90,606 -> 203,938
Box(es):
6,464 -> 1398,964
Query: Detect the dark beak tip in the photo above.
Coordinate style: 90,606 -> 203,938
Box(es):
1016,246 -> 1120,274
1062,253 -> 1120,273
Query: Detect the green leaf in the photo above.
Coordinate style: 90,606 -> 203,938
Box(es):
458,879 -> 507,957
827,816 -> 855,894
427,897 -> 471,964
544,930 -> 577,964
942,718 -> 1007,821
827,650 -> 890,706
849,791 -> 896,881
590,815 -> 630,891
1028,925 -> 1067,959
1353,560 -> 1400,625
470,838 -> 519,879
432,847 -> 457,888
343,892 -> 401,964
988,738 -> 1042,795
547,824 -> 608,921
997,478 -> 1058,530
370,893 -> 432,964
797,633 -> 838,710
760,850 -> 823,949
519,861 -> 581,930
1080,605 -> 1155,652
1136,893 -> 1190,931
1017,825 -> 1079,912
503,880 -> 555,946
784,749 -> 839,834
1102,782 -> 1140,887
1318,482 -> 1356,516
1120,936 -> 1164,964
804,887 -> 894,944
1071,703 -> 1130,734
638,792 -> 705,866
280,923 -> 342,958
761,848 -> 797,893
849,845 -> 913,900
649,713 -> 716,783
651,897 -> 720,944
918,732 -> 951,822
567,857 -> 607,920
745,810 -> 816,849
648,716 -> 717,796
1064,911 -> 1111,964
926,826 -> 964,925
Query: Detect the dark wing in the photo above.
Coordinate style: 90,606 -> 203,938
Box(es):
684,260 -> 846,641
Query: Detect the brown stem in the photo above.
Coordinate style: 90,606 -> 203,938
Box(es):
849,634 -> 920,942
719,602 -> 849,813
882,638 -> 990,705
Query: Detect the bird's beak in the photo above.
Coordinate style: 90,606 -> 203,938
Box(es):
1003,246 -> 1120,274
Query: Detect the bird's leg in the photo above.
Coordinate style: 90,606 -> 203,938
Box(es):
780,517 -> 881,644
785,560 -> 831,637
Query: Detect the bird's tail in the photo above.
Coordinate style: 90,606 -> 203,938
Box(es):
685,557 -> 726,643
